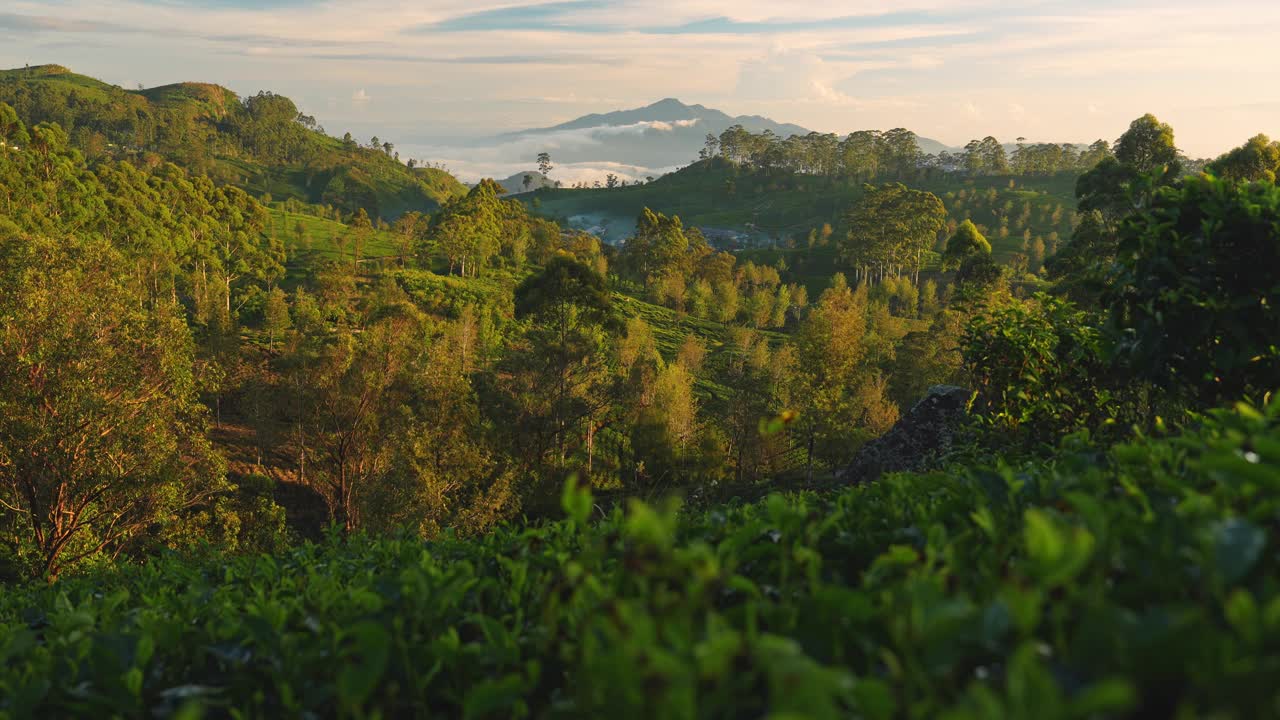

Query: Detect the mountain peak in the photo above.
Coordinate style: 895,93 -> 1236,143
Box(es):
507,99 -> 813,169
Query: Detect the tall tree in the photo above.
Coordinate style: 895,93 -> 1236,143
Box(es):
495,256 -> 622,490
0,234 -> 222,579
306,298 -> 427,531
1113,113 -> 1179,175
840,184 -> 947,284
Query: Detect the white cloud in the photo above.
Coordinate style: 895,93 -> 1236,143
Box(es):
735,46 -> 856,106
352,88 -> 371,105
396,120 -> 707,183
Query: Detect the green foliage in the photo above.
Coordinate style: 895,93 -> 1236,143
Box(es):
395,269 -> 514,322
1113,113 -> 1180,175
840,183 -> 948,280
621,207 -> 691,281
3,398 -> 1279,717
1209,134 -> 1280,183
943,219 -> 992,269
1105,174 -> 1280,405
0,233 -> 225,579
0,67 -> 467,218
962,294 -> 1120,445
792,275 -> 892,468
5,72 -> 1280,717
515,255 -> 617,330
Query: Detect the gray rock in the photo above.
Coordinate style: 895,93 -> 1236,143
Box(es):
838,385 -> 971,484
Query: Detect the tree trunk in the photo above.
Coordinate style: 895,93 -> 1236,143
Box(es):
806,429 -> 815,484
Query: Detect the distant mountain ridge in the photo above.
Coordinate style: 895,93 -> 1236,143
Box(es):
529,98 -> 811,138
497,98 -> 810,168
499,98 -> 953,170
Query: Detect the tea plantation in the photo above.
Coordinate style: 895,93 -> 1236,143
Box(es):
2,398 -> 1277,719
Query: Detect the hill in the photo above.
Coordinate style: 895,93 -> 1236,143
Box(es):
493,170 -> 556,195
0,64 -> 467,218
529,159 -> 1078,256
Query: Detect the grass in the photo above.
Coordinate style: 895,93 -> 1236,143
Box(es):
265,207 -> 403,284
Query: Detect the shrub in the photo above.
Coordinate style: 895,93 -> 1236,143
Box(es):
1106,175 -> 1280,406
2,397 -> 1278,718
962,294 -> 1122,445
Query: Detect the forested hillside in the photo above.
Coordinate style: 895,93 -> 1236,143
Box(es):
0,65 -> 467,217
1,68 -> 1280,719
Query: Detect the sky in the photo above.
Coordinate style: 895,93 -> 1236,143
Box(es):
2,0 -> 1277,178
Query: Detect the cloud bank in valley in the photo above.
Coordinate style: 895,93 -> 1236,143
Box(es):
399,120 -> 699,184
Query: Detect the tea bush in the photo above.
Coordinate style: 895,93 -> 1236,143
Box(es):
1,397 -> 1277,719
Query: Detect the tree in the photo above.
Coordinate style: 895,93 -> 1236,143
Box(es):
719,328 -> 796,483
537,152 -> 553,177
293,219 -> 309,251
1208,134 -> 1280,182
631,361 -> 701,490
349,207 -> 373,270
1077,139 -> 1112,169
391,211 -> 424,268
306,298 -> 427,531
623,208 -> 690,283
235,92 -> 307,163
0,234 -> 222,579
1114,113 -> 1179,175
497,256 -> 622,488
523,174 -> 534,192
964,136 -> 1008,175
0,103 -> 29,148
963,294 -> 1115,444
840,183 -> 947,284
792,274 -> 884,474
426,180 -> 504,276
943,220 -> 992,269
1059,115 -> 1185,304
202,183 -> 285,316
263,286 -> 291,350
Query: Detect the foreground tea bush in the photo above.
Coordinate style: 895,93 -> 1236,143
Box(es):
2,398 -> 1278,719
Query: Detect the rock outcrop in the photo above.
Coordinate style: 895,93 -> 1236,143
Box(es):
838,385 -> 971,484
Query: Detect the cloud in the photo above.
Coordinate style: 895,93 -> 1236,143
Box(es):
648,119 -> 699,131
734,46 -> 857,106
416,1 -> 618,34
0,12 -> 123,33
299,51 -> 622,66
2,0 -> 1275,157
395,119 -> 708,183
352,88 -> 371,105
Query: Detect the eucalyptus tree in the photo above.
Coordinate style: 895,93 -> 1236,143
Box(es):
840,183 -> 947,284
